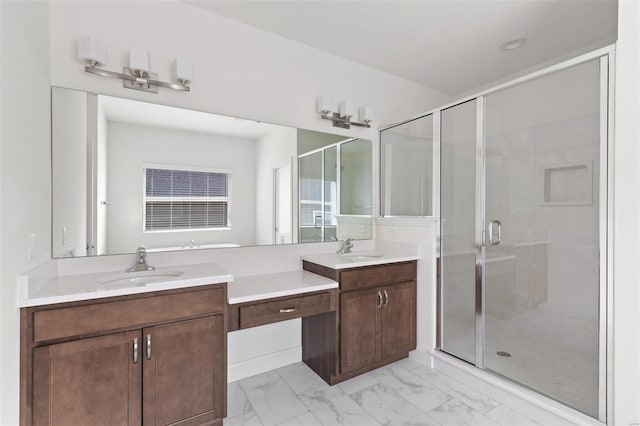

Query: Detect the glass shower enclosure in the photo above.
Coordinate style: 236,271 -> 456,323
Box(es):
439,56 -> 608,419
380,50 -> 611,421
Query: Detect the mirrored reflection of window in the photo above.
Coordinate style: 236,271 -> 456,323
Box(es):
380,114 -> 434,216
143,167 -> 231,231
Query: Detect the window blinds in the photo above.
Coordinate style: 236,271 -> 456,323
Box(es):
144,168 -> 231,230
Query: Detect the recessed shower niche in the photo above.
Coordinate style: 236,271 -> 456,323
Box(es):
541,162 -> 593,205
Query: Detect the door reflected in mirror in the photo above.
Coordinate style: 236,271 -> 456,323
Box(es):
51,87 -> 372,258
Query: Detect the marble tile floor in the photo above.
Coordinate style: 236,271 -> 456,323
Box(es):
225,358 -> 578,426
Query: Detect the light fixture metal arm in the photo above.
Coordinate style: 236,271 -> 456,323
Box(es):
84,65 -> 190,93
320,111 -> 371,129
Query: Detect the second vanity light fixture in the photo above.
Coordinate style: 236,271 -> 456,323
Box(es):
77,36 -> 193,93
317,96 -> 373,129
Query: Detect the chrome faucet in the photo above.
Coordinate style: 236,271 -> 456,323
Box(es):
128,246 -> 155,272
337,238 -> 354,254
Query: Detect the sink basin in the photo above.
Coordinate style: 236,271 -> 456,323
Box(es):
97,270 -> 184,289
340,253 -> 384,260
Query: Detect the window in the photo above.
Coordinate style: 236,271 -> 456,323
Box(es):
143,167 -> 231,231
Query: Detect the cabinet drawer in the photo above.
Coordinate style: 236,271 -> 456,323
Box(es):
240,292 -> 331,329
340,262 -> 416,292
32,287 -> 225,343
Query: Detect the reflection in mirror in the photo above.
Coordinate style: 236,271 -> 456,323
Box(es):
298,138 -> 372,243
51,87 -> 372,258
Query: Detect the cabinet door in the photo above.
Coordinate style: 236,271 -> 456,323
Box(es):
380,281 -> 416,360
32,331 -> 142,425
143,315 -> 224,426
340,288 -> 381,374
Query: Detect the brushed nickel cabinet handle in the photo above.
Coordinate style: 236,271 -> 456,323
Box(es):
377,291 -> 383,308
133,337 -> 139,364
146,334 -> 152,360
279,307 -> 297,313
383,290 -> 389,307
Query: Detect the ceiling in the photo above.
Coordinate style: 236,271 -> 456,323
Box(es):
99,95 -> 287,139
186,0 -> 617,95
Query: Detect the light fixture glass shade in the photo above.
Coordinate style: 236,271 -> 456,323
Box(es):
77,36 -> 106,66
173,57 -> 193,85
316,96 -> 333,113
358,105 -> 374,123
339,101 -> 355,119
129,48 -> 150,75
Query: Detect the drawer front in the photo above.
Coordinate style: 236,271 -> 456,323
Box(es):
33,287 -> 225,343
340,262 -> 416,292
239,292 -> 331,329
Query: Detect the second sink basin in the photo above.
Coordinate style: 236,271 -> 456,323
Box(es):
97,270 -> 184,289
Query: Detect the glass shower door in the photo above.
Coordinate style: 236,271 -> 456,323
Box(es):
483,59 -> 602,417
440,100 -> 478,364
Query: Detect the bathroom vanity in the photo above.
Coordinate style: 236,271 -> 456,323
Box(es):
18,252 -> 417,425
20,284 -> 227,426
300,254 -> 417,384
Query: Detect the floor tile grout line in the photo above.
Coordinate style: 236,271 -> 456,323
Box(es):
417,369 -> 502,413
226,382 -> 257,423
339,387 -> 385,426
271,368 -> 316,426
484,404 -> 545,426
376,379 -> 450,426
237,369 -> 308,426
418,368 -> 547,425
345,381 -> 434,426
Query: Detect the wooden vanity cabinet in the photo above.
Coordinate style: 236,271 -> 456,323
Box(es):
32,330 -> 142,425
21,284 -> 227,426
340,281 -> 416,374
302,260 -> 417,384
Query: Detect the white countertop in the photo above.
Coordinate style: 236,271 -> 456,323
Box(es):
18,263 -> 233,308
300,250 -> 419,270
228,270 -> 338,305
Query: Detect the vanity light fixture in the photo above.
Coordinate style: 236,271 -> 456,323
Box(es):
317,96 -> 372,129
77,36 -> 192,93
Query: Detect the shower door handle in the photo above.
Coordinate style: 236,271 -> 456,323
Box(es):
488,220 -> 502,246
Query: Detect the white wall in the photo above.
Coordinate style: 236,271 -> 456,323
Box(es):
51,87 -> 86,257
255,126 -> 297,245
0,2 -> 51,424
612,1 -> 640,424
106,122 -> 257,253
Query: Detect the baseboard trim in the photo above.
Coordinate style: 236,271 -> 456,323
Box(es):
228,346 -> 301,382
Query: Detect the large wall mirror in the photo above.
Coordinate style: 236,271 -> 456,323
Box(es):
52,87 -> 372,258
